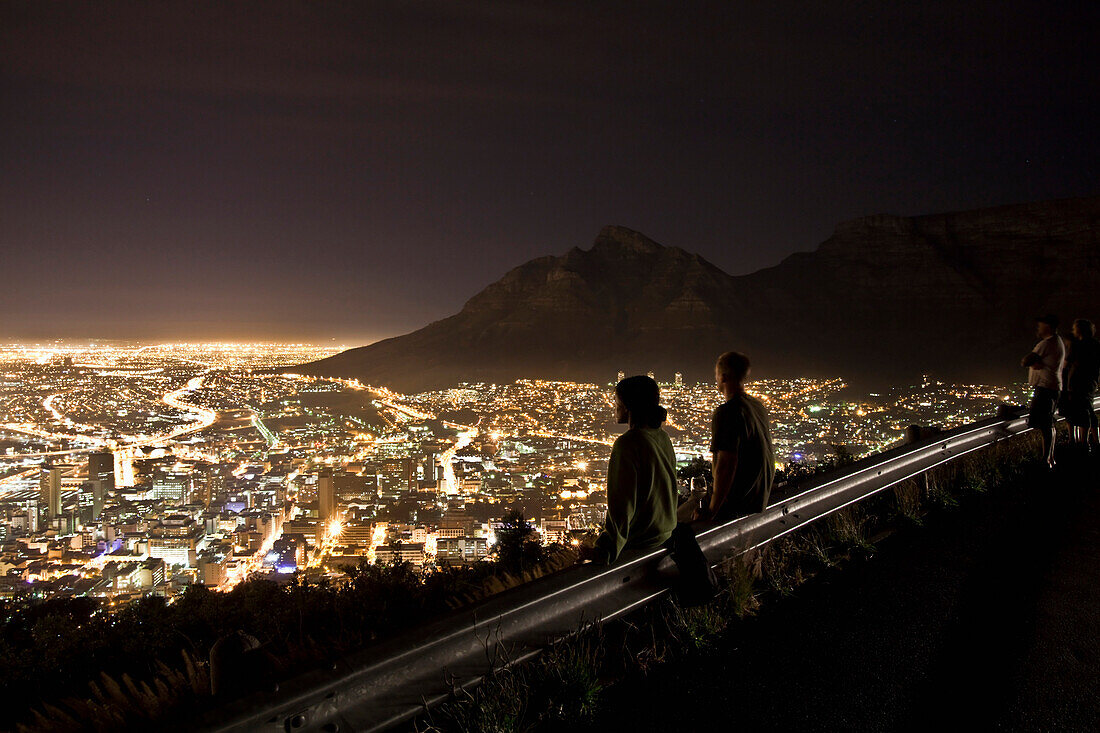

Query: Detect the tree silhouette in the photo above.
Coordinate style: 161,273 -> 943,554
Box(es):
492,510 -> 544,572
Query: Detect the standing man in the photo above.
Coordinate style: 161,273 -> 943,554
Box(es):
695,351 -> 775,522
1063,319 -> 1100,450
1022,314 -> 1066,469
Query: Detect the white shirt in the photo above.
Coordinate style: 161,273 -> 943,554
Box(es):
1029,336 -> 1066,390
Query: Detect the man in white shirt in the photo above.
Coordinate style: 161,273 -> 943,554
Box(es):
1022,314 -> 1066,468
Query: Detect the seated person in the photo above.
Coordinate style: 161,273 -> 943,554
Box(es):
581,375 -> 677,564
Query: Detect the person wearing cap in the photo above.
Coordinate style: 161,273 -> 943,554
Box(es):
1022,314 -> 1066,468
581,375 -> 677,564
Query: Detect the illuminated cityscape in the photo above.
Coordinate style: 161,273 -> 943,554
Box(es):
3,1 -> 1098,728
0,341 -> 1030,609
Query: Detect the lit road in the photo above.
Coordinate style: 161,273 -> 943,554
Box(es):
0,467 -> 42,498
114,372 -> 219,486
361,385 -> 479,494
251,412 -> 279,448
5,373 -> 219,487
219,522 -> 286,591
42,392 -> 66,422
308,517 -> 344,569
375,395 -> 432,421
42,391 -> 135,441
159,373 -> 219,439
1,422 -> 109,448
0,468 -> 38,485
439,426 -> 478,494
527,430 -> 615,447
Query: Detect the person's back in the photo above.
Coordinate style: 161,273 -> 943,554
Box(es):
589,375 -> 678,565
594,426 -> 677,562
1069,336 -> 1100,393
712,392 -> 775,521
1063,320 -> 1100,448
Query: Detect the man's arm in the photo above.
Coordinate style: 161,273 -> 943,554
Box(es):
1023,338 -> 1052,368
699,449 -> 738,520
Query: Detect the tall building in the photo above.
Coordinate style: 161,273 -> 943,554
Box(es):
25,500 -> 39,534
87,452 -> 113,517
192,463 -> 227,506
674,372 -> 683,387
148,517 -> 205,567
88,452 -> 115,490
151,466 -> 192,504
318,470 -> 336,524
422,444 -> 440,486
39,464 -> 62,518
86,480 -> 107,519
616,370 -> 625,383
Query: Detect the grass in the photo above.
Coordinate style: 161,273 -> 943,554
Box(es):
715,555 -> 760,619
420,632 -> 606,733
893,478 -> 925,526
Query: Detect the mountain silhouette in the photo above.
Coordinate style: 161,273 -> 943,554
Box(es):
292,195 -> 1100,392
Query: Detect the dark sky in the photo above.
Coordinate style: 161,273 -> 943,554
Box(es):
2,1 -> 1098,343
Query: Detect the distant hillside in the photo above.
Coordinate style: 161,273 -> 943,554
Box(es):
291,196 -> 1100,392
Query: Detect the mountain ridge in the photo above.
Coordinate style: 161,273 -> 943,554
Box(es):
291,195 -> 1100,392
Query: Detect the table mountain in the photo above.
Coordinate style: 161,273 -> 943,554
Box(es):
292,195 -> 1100,392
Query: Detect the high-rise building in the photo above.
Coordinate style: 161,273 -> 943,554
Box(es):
88,452 -> 115,490
192,463 -> 227,506
674,372 -> 683,387
39,464 -> 62,518
318,470 -> 336,524
148,518 -> 205,567
25,501 -> 39,534
151,466 -> 192,504
86,479 -> 107,519
87,452 -> 113,517
422,444 -> 440,486
616,371 -> 625,383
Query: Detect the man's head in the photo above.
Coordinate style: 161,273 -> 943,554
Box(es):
1036,314 -> 1059,338
1072,318 -> 1095,340
715,351 -> 751,400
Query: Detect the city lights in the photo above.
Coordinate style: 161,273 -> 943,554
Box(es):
0,342 -> 1030,610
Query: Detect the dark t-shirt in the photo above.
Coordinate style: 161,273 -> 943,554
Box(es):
1067,337 -> 1100,394
710,394 -> 775,520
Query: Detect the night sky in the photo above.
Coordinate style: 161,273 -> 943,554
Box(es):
2,2 -> 1098,342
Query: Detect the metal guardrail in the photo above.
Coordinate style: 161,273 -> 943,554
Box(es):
198,404 -> 1052,733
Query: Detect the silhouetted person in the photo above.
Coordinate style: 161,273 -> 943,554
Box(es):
209,630 -> 279,698
1063,318 -> 1100,449
696,351 -> 775,522
1022,314 -> 1066,468
581,376 -> 677,564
